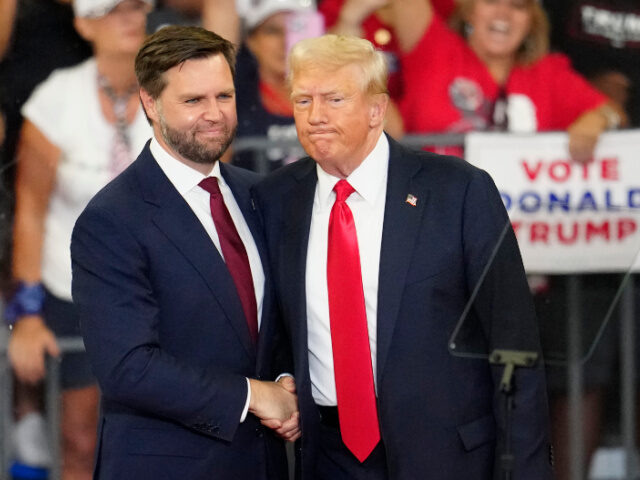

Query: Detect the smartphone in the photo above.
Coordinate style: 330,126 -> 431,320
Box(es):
285,9 -> 325,58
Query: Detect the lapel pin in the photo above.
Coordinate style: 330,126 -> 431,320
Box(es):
405,194 -> 418,207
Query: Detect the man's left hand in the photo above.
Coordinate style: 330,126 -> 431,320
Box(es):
261,411 -> 301,442
259,376 -> 301,441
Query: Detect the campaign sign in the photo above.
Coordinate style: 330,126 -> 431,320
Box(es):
465,130 -> 640,273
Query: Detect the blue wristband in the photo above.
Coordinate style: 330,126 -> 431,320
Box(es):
4,282 -> 46,327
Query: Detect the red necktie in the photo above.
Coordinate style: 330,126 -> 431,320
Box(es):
199,177 -> 258,344
327,179 -> 380,462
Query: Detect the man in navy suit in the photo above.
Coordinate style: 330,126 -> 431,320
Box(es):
71,26 -> 299,479
253,35 -> 554,479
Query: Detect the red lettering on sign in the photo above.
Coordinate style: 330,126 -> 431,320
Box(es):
618,219 -> 637,240
548,161 -> 571,182
557,223 -> 579,244
530,222 -> 549,243
511,221 -> 522,236
585,221 -> 610,242
521,158 -> 618,183
521,160 -> 543,181
601,158 -> 619,181
512,219 -> 637,245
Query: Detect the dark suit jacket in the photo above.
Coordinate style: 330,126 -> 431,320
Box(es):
253,135 -> 554,480
71,143 -> 288,480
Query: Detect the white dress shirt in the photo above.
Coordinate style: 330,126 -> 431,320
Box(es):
306,133 -> 389,406
150,138 -> 264,420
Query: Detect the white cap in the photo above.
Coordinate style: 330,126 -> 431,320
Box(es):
243,0 -> 314,31
73,0 -> 154,18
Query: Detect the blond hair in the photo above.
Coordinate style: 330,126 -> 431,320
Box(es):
288,34 -> 388,96
449,0 -> 549,65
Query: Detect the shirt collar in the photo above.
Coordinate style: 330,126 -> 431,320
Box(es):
150,137 -> 223,195
315,133 -> 389,209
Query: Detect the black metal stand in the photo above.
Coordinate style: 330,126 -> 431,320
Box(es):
489,349 -> 539,480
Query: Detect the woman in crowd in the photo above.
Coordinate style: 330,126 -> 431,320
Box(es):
6,0 -> 152,477
232,0 -> 313,172
393,0 -> 626,161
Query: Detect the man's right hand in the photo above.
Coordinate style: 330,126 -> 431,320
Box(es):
248,378 -> 299,424
8,315 -> 60,384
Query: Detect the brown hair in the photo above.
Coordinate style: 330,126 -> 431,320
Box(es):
135,25 -> 236,99
288,34 -> 388,96
449,0 -> 549,65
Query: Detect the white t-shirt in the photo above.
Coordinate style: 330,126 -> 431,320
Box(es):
22,58 -> 152,300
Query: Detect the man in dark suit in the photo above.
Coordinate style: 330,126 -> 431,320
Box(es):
253,34 -> 554,479
71,26 -> 299,479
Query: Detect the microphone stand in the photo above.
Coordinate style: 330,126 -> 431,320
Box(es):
489,349 -> 539,480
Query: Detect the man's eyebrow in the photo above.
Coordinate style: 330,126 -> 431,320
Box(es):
291,89 -> 340,98
177,93 -> 203,100
177,88 -> 236,99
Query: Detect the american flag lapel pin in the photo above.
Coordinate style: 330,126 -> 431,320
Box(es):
405,194 -> 418,207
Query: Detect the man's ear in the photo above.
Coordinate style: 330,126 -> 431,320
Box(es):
73,17 -> 95,43
369,93 -> 389,129
139,88 -> 159,124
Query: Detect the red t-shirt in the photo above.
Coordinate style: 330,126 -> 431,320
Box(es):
318,0 -> 455,100
400,15 -> 606,136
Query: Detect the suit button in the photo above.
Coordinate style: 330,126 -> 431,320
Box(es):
255,427 -> 264,438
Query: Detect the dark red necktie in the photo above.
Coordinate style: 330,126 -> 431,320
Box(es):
327,179 -> 380,462
199,177 -> 258,344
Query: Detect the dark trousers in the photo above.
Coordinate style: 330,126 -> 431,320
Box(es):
315,407 -> 388,480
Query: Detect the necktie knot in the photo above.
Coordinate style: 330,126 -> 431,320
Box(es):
199,177 -> 221,197
333,179 -> 355,203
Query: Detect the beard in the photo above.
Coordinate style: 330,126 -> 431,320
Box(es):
158,114 -> 236,165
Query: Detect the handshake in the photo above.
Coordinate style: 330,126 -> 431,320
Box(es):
249,376 -> 301,442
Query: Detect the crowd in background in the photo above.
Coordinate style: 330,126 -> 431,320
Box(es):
0,0 -> 638,479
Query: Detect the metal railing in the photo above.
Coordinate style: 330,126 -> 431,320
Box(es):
0,334 -> 85,480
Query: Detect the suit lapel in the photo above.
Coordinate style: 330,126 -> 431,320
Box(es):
220,163 -> 273,361
135,148 -> 256,361
282,160 -> 317,379
220,163 -> 266,261
377,138 -> 429,381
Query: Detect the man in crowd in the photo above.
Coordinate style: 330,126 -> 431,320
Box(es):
71,26 -> 298,479
253,34 -> 553,479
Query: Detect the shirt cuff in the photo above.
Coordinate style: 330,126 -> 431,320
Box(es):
240,377 -> 251,423
275,373 -> 294,382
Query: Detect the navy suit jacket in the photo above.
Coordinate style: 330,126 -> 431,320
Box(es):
253,135 -> 554,480
71,143 -> 288,480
